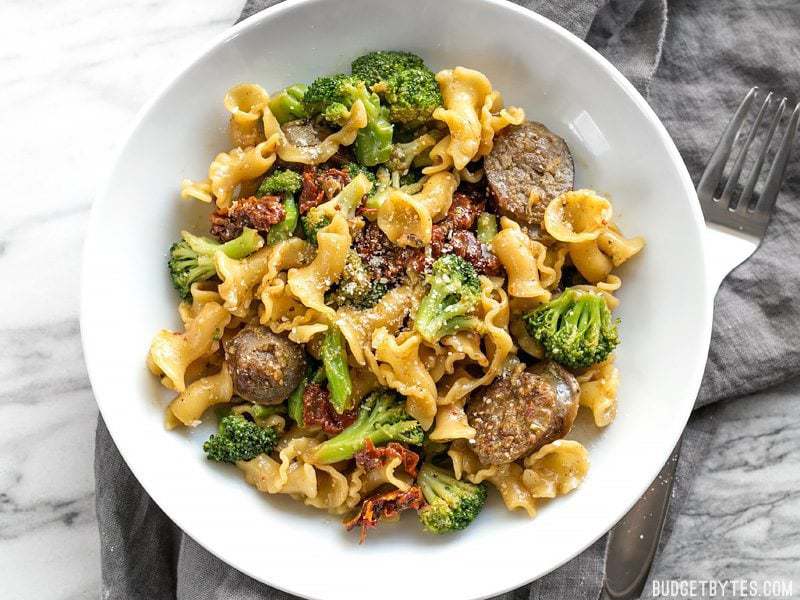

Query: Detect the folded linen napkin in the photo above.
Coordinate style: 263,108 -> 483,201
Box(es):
95,1 -> 800,598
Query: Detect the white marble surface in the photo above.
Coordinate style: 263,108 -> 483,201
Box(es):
0,2 -> 798,599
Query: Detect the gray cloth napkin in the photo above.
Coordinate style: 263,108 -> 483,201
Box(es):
95,1 -> 800,598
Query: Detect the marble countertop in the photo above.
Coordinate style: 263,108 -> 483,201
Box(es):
1,1 -> 798,599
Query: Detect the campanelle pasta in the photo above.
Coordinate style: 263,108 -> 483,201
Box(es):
148,52 -> 644,541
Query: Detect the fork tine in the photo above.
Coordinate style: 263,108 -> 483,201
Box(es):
720,92 -> 773,209
738,97 -> 787,212
755,101 -> 800,214
697,87 -> 758,202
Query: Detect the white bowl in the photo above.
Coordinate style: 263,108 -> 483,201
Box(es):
81,0 -> 712,598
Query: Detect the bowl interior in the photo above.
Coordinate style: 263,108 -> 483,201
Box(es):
82,1 -> 709,598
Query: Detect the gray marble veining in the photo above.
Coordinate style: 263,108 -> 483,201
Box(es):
0,1 -> 798,599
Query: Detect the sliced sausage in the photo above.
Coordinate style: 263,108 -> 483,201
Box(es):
465,360 -> 579,465
223,325 -> 307,405
484,121 -> 574,237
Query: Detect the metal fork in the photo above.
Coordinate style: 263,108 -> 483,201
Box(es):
600,87 -> 800,600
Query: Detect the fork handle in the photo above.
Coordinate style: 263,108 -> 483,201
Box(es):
600,439 -> 683,600
704,224 -> 758,293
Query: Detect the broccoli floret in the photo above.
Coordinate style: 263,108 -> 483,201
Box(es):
387,131 -> 442,173
202,414 -> 277,464
300,213 -> 331,246
414,254 -> 482,343
320,324 -> 353,414
310,390 -> 424,464
168,228 -> 263,299
328,250 -> 388,309
268,83 -> 308,124
380,67 -> 442,126
257,168 -> 302,196
304,74 -> 393,166
257,169 -> 303,244
345,162 -> 377,186
300,172 -> 373,244
351,51 -> 426,87
417,463 -> 487,533
476,212 -> 498,244
523,288 -> 619,369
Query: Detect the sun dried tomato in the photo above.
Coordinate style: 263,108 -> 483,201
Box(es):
210,195 -> 285,242
343,486 -> 424,543
299,166 -> 351,214
302,383 -> 357,435
354,439 -> 420,477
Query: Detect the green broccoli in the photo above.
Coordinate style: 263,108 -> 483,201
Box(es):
379,67 -> 442,126
321,324 -> 353,414
268,83 -> 308,124
202,414 -> 278,464
327,250 -> 388,309
168,228 -> 263,299
300,213 -> 331,246
414,254 -> 482,343
257,169 -> 303,244
351,51 -> 426,87
387,131 -> 442,173
417,463 -> 488,533
304,74 -> 393,166
345,162 -> 377,186
300,172 -> 373,244
523,288 -> 619,369
310,390 -> 424,464
476,212 -> 498,244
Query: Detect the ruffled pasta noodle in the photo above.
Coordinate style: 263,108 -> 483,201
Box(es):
239,435 -> 353,513
178,282 -> 224,324
477,89 -> 525,158
287,214 -> 351,322
179,178 -> 213,203
365,328 -> 437,430
353,457 -> 413,494
148,301 -> 231,392
166,363 -> 233,428
448,441 -> 537,517
432,67 -> 493,170
422,134 -> 455,175
224,83 -> 269,148
522,440 -> 590,498
438,277 -> 514,405
208,137 -> 280,209
261,278 -> 329,344
569,239 -> 613,284
216,246 -> 271,318
336,284 -> 424,366
218,239 -> 310,320
429,399 -> 475,441
543,189 -> 612,243
263,100 -> 368,165
492,217 -> 552,302
377,172 -> 458,247
597,228 -> 645,267
577,355 -> 619,427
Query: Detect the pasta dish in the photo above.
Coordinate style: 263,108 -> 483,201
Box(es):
147,51 -> 644,541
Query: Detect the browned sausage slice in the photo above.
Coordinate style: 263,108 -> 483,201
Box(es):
223,325 -> 307,405
465,360 -> 579,465
484,121 -> 574,236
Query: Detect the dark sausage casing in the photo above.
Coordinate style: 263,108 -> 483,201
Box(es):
466,360 -> 580,465
484,120 -> 574,237
223,325 -> 307,405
